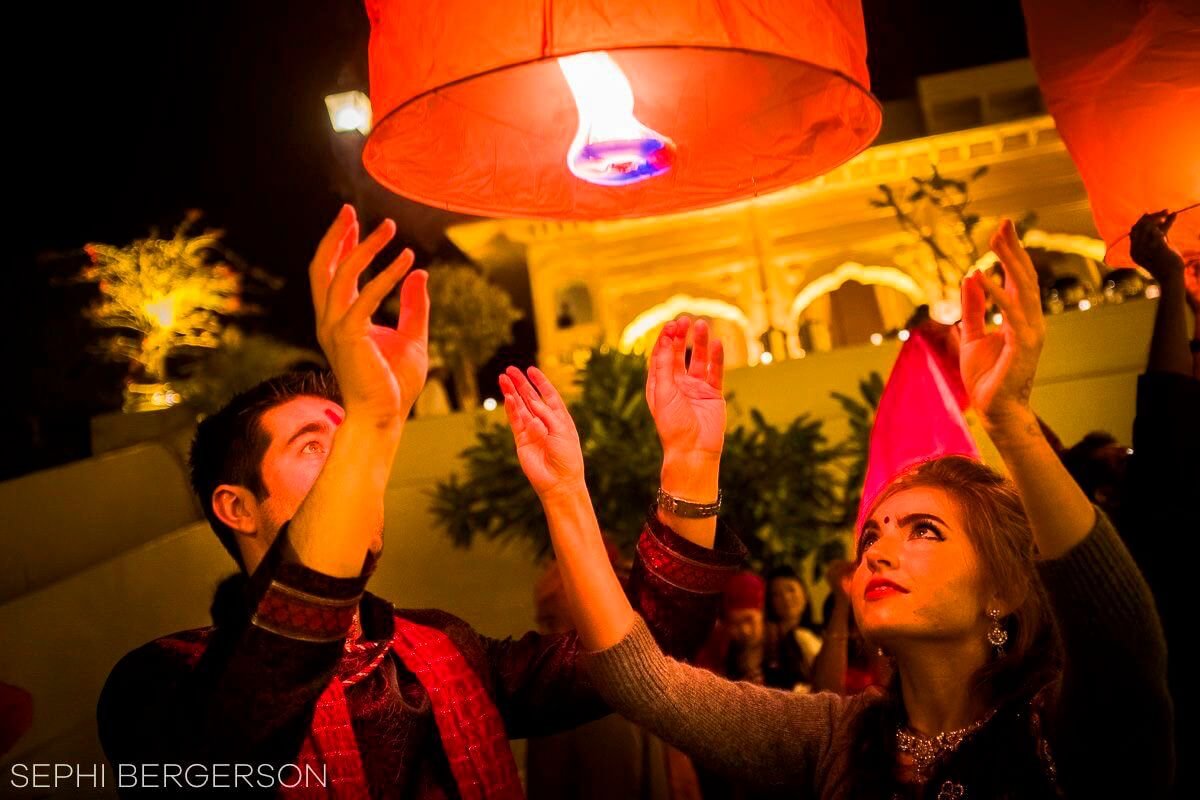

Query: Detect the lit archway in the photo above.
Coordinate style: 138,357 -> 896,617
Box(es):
789,262 -> 928,322
787,263 -> 929,355
969,229 -> 1109,273
619,295 -> 755,365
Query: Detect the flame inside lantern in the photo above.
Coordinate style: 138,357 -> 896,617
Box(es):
557,51 -> 676,186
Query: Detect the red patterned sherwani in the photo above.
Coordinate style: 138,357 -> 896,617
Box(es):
98,512 -> 744,798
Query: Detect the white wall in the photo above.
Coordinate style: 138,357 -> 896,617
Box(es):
0,444 -> 200,603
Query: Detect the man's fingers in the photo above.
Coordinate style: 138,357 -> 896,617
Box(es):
325,220 -> 396,318
395,265 -> 430,348
313,205 -> 355,266
310,206 -> 357,320
344,249 -> 415,329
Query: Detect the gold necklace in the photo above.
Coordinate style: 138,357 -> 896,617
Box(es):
895,709 -> 996,782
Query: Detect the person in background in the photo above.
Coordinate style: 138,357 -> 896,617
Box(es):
762,566 -> 822,692
695,571 -> 768,686
691,574 -> 773,800
1059,431 -> 1131,520
526,546 -> 702,800
1131,210 -> 1200,381
1188,257 -> 1200,378
1126,209 -> 1199,790
809,561 -> 891,695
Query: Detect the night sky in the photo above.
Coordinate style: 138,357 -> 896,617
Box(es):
9,0 -> 1029,479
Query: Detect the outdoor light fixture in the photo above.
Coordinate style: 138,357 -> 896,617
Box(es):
325,90 -> 372,135
362,0 -> 880,219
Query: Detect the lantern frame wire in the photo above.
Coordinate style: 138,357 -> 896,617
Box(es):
1103,201 -> 1200,265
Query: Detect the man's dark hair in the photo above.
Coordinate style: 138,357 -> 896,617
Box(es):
188,371 -> 341,570
1061,430 -> 1123,501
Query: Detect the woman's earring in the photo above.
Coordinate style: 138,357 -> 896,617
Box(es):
986,608 -> 1009,654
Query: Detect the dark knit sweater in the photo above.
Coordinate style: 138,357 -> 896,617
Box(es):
586,509 -> 1172,798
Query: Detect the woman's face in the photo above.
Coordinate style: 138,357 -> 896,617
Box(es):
769,577 -> 808,624
851,486 -> 990,647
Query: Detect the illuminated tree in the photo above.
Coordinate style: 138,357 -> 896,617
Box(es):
872,165 -> 991,291
79,213 -> 249,411
872,165 -> 1036,322
177,326 -> 324,415
430,345 -> 876,571
424,263 -> 523,408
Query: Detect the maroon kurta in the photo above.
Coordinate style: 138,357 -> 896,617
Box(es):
98,512 -> 744,797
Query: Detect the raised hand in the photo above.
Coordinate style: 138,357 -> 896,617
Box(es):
308,206 -> 429,427
826,560 -> 855,601
962,224 -> 1119,561
646,316 -> 726,462
959,219 -> 1046,429
499,366 -> 586,501
501,365 -> 635,651
287,206 -> 430,578
1130,210 -> 1185,283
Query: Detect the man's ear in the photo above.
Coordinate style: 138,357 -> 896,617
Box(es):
211,484 -> 261,535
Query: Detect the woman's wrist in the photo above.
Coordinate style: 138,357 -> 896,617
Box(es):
660,450 -> 721,503
538,479 -> 590,509
982,405 -> 1043,451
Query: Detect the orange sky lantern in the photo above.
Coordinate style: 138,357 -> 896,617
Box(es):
1023,0 -> 1200,266
362,0 -> 881,220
